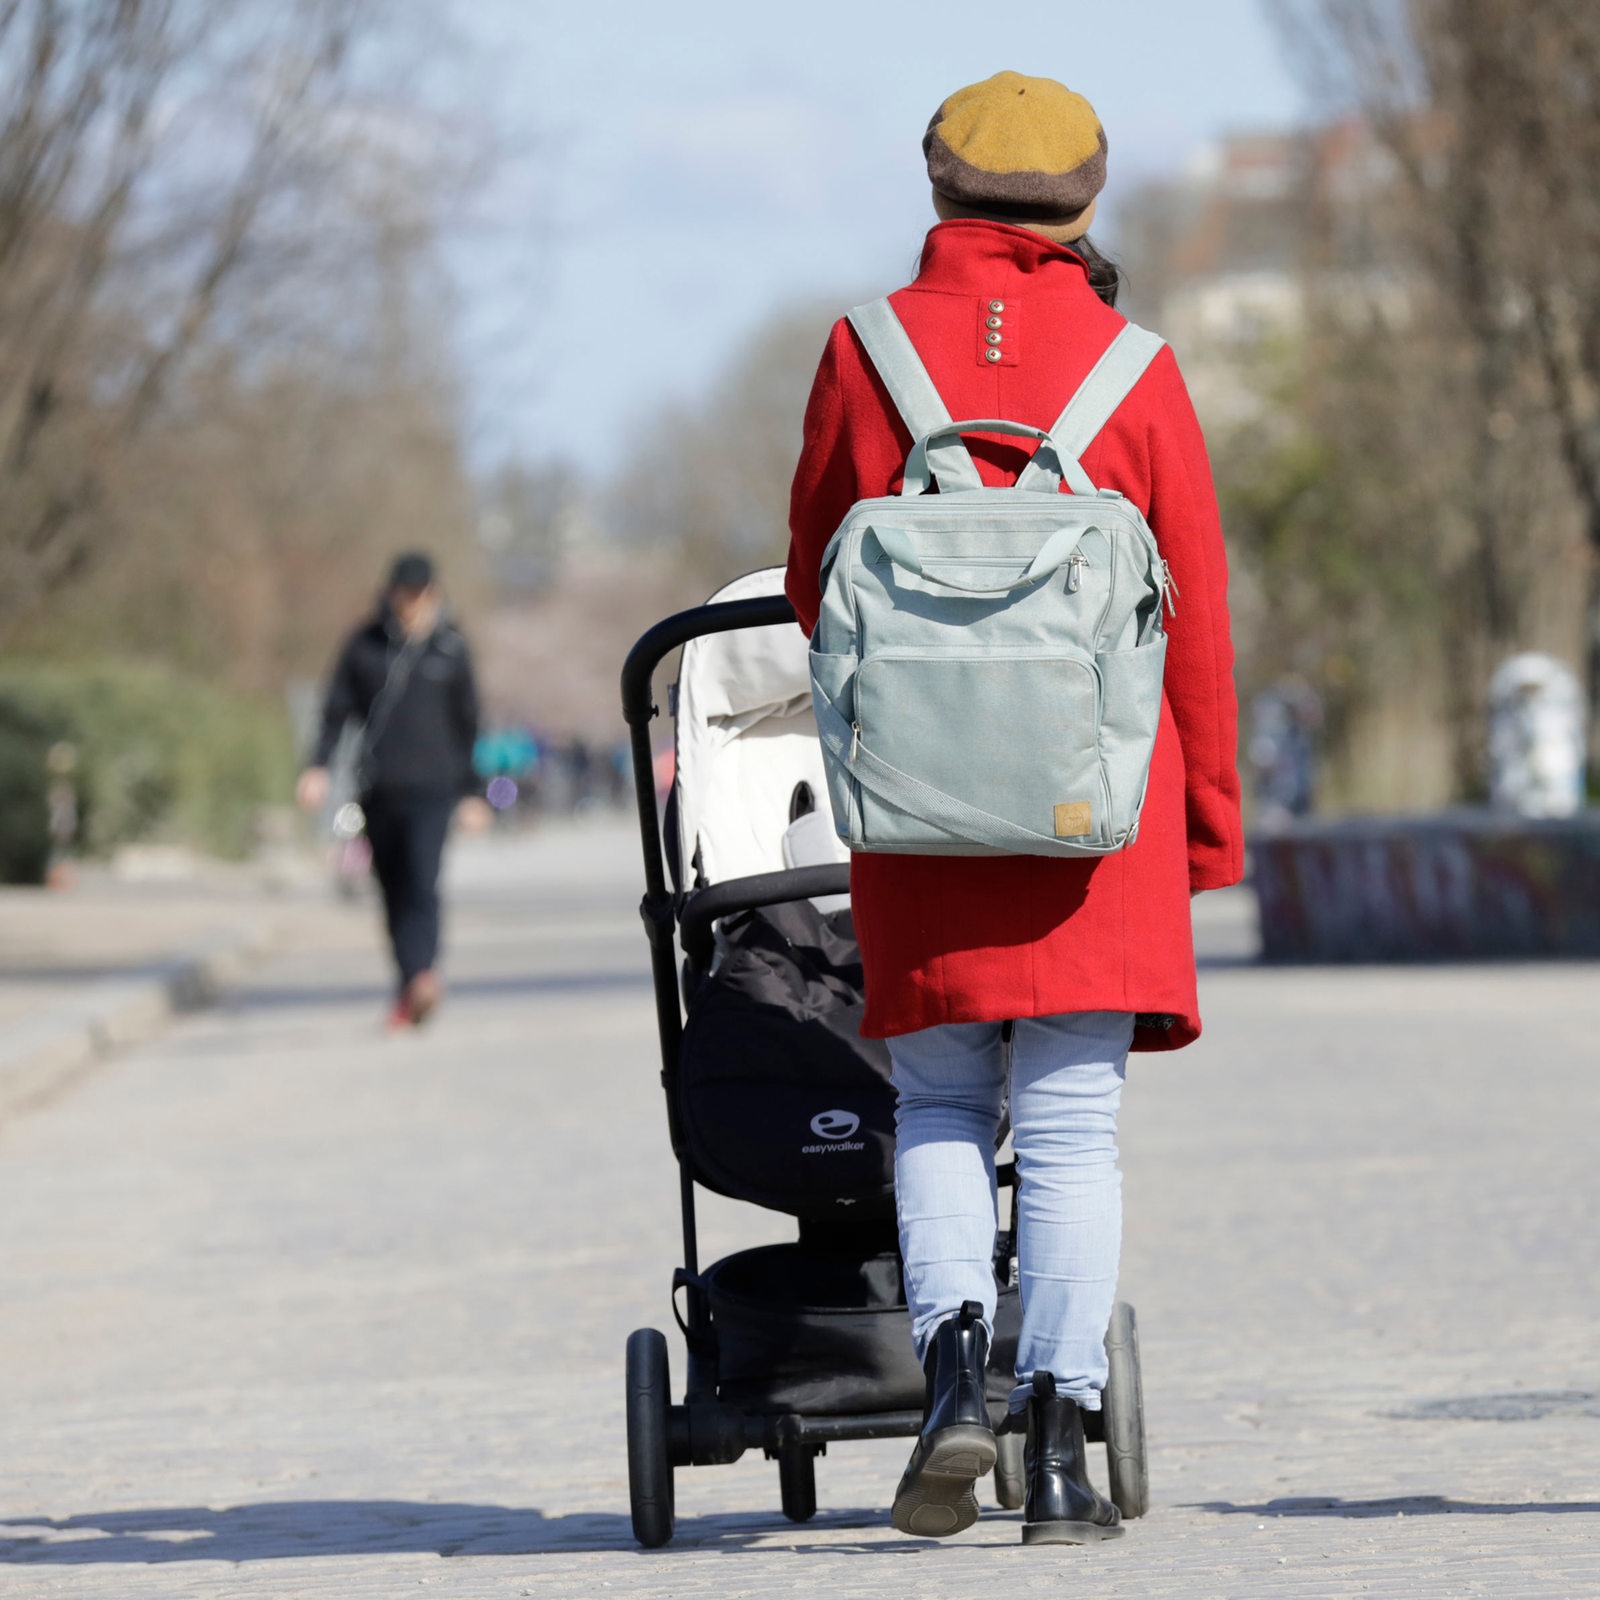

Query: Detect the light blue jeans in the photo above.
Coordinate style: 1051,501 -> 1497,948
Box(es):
889,1011 -> 1133,1413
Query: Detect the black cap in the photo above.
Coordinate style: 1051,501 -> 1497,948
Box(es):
387,552 -> 435,592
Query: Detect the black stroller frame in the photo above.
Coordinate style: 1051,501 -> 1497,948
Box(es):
620,592 -> 1147,1549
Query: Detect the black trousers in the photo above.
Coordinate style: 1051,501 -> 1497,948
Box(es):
362,790 -> 454,988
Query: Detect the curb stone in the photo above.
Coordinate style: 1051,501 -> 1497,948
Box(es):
0,919 -> 288,1123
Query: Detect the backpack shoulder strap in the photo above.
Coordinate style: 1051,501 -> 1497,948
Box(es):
1015,322 -> 1167,493
847,299 -> 983,494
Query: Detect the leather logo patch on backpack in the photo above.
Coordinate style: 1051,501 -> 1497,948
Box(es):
1053,801 -> 1093,838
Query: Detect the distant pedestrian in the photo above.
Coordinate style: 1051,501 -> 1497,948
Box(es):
297,553 -> 489,1028
566,737 -> 594,812
786,73 -> 1243,1545
1248,680 -> 1322,827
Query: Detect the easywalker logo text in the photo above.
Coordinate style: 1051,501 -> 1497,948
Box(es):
803,1109 -> 865,1154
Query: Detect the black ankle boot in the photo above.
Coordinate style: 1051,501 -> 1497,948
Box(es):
890,1300 -> 997,1536
1022,1371 -> 1124,1545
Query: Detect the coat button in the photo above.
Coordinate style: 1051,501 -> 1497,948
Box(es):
989,300 -> 1005,313
986,331 -> 1003,346
986,315 -> 1003,329
985,347 -> 1002,362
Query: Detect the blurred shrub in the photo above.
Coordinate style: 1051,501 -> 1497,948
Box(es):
0,698 -> 50,884
0,662 -> 293,863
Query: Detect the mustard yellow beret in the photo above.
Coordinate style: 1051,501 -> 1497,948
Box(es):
924,71 -> 1107,218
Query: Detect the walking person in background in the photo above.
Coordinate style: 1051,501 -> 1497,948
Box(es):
786,74 -> 1243,1546
297,553 -> 490,1029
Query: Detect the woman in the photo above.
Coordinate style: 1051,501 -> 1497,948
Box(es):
298,553 -> 490,1029
784,72 -> 1243,1546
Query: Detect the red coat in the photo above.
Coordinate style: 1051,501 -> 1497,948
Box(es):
784,219 -> 1244,1050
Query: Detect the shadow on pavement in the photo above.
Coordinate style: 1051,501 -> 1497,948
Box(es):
237,969 -> 653,1010
1382,1389 -> 1600,1421
0,1501 -> 918,1562
1197,1495 -> 1600,1518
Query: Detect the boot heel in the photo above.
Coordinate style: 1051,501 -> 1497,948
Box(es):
891,1423 -> 997,1536
920,1422 -> 998,1481
1022,1519 -> 1126,1545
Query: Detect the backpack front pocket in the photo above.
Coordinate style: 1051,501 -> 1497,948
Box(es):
853,650 -> 1109,853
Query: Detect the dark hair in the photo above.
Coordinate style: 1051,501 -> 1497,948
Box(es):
388,551 -> 435,591
1070,235 -> 1121,308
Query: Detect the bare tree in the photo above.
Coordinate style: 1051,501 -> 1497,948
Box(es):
0,0 -> 377,631
28,202 -> 481,693
1274,0 -> 1600,776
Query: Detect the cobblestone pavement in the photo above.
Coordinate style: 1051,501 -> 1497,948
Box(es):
1,821 -> 1597,1598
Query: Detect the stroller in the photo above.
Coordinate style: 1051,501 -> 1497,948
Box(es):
619,567 -> 1148,1547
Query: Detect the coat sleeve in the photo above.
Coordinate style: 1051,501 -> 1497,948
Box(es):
784,320 -> 859,637
1143,349 -> 1245,893
309,634 -> 361,769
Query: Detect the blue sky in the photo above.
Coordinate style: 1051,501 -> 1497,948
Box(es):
447,1 -> 1305,476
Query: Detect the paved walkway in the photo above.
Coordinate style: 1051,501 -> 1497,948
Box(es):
0,852 -> 345,1119
1,821 -> 1597,1597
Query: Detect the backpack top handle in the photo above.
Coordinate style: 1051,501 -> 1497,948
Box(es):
900,418 -> 1093,497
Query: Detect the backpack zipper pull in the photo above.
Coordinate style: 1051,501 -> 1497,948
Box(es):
850,722 -> 861,763
1068,552 -> 1089,593
1160,559 -> 1180,616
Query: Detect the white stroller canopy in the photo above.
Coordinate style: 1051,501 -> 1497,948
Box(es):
674,567 -> 847,890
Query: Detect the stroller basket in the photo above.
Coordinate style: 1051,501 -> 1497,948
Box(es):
708,1243 -> 1020,1415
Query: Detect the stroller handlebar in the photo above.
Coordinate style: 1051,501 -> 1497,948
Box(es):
621,594 -> 799,732
678,864 -> 852,969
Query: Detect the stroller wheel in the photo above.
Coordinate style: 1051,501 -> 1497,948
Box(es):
1102,1301 -> 1149,1519
625,1328 -> 676,1547
777,1442 -> 818,1523
992,1428 -> 1026,1510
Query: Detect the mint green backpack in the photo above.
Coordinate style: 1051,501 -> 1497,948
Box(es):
809,298 -> 1174,858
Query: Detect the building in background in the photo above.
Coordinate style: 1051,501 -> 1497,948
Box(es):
1117,120 -> 1406,422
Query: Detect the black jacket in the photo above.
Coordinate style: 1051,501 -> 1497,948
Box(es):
312,610 -> 480,798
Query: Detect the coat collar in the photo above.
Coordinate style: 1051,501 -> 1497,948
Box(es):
913,218 -> 1092,293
